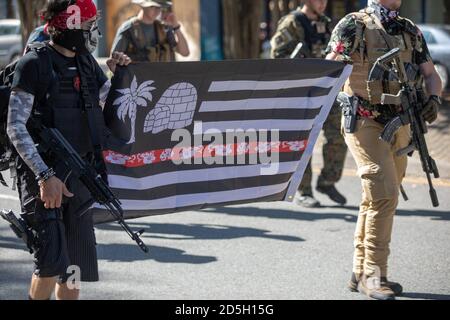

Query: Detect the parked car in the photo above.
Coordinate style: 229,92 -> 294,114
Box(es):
0,19 -> 22,68
418,24 -> 450,90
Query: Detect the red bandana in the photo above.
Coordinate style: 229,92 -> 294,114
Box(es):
46,0 -> 97,31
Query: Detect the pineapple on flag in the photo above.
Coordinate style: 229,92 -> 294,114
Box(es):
93,59 -> 352,222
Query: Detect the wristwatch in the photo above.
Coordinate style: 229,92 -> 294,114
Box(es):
430,95 -> 442,105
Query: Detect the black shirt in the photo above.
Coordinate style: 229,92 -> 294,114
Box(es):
12,45 -> 108,97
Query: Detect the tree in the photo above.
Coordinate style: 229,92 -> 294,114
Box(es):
221,0 -> 264,59
16,0 -> 47,47
6,0 -> 16,19
114,77 -> 155,144
444,0 -> 450,24
221,0 -> 305,59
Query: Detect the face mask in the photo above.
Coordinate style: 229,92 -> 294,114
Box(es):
379,6 -> 399,23
52,22 -> 101,54
85,22 -> 101,54
369,1 -> 399,23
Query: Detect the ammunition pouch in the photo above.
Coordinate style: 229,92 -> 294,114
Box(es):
146,44 -> 172,62
367,80 -> 402,104
311,43 -> 327,58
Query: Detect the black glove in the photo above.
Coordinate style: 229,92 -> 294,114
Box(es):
421,95 -> 441,124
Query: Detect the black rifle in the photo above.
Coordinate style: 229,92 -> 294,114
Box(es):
0,209 -> 36,254
36,124 -> 149,252
368,48 -> 440,207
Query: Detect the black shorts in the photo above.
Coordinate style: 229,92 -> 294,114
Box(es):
16,159 -> 99,282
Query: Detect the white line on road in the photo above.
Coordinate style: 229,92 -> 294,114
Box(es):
0,194 -> 19,201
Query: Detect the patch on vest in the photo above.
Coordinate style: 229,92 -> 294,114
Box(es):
73,76 -> 81,92
314,21 -> 326,34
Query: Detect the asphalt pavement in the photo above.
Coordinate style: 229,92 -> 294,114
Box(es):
1,103 -> 450,300
0,154 -> 449,300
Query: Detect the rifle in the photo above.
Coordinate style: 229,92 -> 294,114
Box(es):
290,43 -> 306,59
368,48 -> 440,207
0,209 -> 37,254
35,124 -> 149,253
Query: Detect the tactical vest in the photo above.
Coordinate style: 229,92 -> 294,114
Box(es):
34,48 -> 105,156
294,12 -> 331,58
343,9 -> 416,104
124,18 -> 174,62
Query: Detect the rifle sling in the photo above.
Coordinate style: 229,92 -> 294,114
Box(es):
75,56 -> 106,176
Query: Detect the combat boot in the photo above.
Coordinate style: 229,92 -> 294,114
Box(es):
380,277 -> 403,296
348,273 -> 403,296
316,184 -> 347,205
294,192 -> 320,208
356,274 -> 396,300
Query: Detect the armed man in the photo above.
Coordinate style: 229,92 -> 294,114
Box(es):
6,0 -> 131,300
270,0 -> 348,208
111,0 -> 190,62
326,0 -> 442,300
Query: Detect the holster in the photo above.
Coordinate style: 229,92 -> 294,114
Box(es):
338,92 -> 359,134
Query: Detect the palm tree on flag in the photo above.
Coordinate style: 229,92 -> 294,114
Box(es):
113,76 -> 156,144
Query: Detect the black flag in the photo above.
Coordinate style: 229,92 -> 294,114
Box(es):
93,59 -> 351,222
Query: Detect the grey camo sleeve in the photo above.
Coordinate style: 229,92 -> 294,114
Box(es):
7,90 -> 49,177
99,79 -> 111,107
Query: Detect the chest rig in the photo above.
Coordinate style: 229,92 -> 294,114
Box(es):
124,18 -> 174,62
343,8 -> 419,105
294,12 -> 331,58
34,47 -> 106,156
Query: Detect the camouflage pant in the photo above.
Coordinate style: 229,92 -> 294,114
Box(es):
299,104 -> 348,195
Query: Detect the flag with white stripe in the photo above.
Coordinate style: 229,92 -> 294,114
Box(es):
93,59 -> 351,222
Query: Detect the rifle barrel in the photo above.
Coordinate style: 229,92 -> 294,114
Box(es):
39,125 -> 150,252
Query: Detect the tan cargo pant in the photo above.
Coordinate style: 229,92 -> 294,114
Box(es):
343,118 -> 411,277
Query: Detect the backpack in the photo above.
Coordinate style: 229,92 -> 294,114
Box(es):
0,42 -> 52,188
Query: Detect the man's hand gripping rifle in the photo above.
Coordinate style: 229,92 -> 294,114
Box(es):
37,125 -> 149,252
368,48 -> 440,207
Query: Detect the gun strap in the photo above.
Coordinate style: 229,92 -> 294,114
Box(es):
367,12 -> 397,50
293,12 -> 313,48
379,30 -> 396,51
75,56 -> 107,176
400,184 -> 409,201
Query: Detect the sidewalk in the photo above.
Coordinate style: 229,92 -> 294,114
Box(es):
313,101 -> 450,181
426,101 -> 450,178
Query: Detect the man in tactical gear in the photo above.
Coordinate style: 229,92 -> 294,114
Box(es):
7,0 -> 131,300
326,0 -> 442,300
271,0 -> 348,208
111,0 -> 190,62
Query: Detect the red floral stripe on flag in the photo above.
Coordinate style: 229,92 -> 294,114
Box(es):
103,140 -> 308,168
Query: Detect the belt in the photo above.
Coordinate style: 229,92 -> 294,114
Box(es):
357,98 -> 399,125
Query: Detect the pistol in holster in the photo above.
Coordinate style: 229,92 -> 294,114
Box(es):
337,92 -> 359,134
